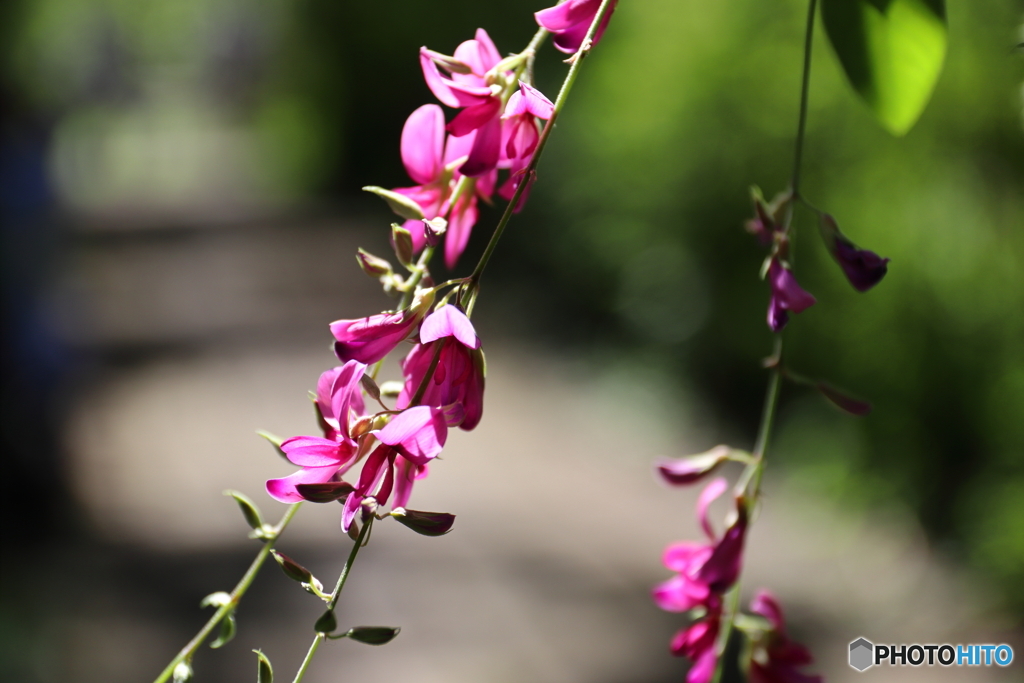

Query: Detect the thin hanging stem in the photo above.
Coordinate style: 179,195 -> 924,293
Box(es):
709,2 -> 818,682
152,503 -> 303,683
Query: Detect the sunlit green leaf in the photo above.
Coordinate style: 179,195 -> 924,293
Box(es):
821,0 -> 947,135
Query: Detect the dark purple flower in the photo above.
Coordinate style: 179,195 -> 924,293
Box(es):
819,213 -> 889,292
748,590 -> 823,683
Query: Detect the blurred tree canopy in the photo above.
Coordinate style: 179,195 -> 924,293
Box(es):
4,0 -> 1023,615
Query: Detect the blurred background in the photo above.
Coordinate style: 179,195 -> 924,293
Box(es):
1,0 -> 1022,681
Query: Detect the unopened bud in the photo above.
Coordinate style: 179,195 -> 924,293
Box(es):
253,649 -> 274,683
816,382 -> 872,416
363,185 -> 425,221
422,217 -> 447,248
270,549 -> 317,586
356,249 -> 393,278
314,609 -> 338,634
224,490 -> 264,531
390,507 -> 456,536
391,224 -> 415,266
350,415 -> 373,438
360,373 -> 381,402
655,445 -> 733,486
344,626 -> 401,645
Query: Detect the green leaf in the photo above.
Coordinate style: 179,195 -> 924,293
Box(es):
256,430 -> 289,461
253,650 -> 273,683
821,0 -> 947,135
344,626 -> 401,645
210,612 -> 237,649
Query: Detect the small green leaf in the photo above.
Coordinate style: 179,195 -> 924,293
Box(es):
225,490 -> 264,531
210,612 -> 237,649
253,649 -> 273,683
345,626 -> 401,645
822,0 -> 947,135
314,609 -> 337,634
363,185 -> 425,221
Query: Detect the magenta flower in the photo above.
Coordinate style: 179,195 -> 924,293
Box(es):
266,436 -> 358,504
652,478 -> 748,611
496,81 -> 554,211
330,294 -> 432,364
535,0 -> 618,54
670,601 -> 721,683
338,404 -> 450,530
372,405 -> 449,466
397,305 -> 485,431
266,362 -> 368,503
766,258 -> 816,332
315,362 -> 367,441
420,29 -> 507,177
655,445 -> 731,486
748,591 -> 823,683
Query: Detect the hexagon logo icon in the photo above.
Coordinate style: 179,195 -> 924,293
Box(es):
849,637 -> 874,671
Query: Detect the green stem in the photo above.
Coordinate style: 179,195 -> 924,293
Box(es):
710,2 -> 818,682
152,503 -> 303,683
290,517 -> 373,683
467,0 -> 616,295
791,0 -> 818,198
291,634 -> 324,683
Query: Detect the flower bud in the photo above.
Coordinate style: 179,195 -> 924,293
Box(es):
224,490 -> 264,532
253,650 -> 274,683
315,609 -> 338,634
390,507 -> 456,536
344,626 -> 401,645
270,549 -> 319,588
360,373 -> 381,402
655,446 -> 733,486
350,415 -> 373,439
362,185 -> 425,221
391,223 -> 415,266
818,214 -> 889,292
356,249 -> 393,279
422,216 -> 447,247
200,591 -> 232,609
816,382 -> 872,416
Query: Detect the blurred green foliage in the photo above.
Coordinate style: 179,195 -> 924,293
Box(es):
4,0 -> 1023,615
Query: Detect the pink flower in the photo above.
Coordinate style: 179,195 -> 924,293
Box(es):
338,404 -> 451,531
535,0 -> 618,54
420,29 -> 507,177
748,591 -> 823,683
496,81 -> 554,211
670,600 -> 721,683
330,294 -> 432,364
652,478 -> 747,611
766,258 -> 815,332
397,305 -> 485,430
266,362 -> 368,503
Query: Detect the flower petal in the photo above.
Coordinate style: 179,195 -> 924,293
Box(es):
280,436 -> 349,467
373,405 -> 448,466
697,476 -> 728,541
401,105 -> 445,185
266,465 -> 339,503
420,305 -> 480,349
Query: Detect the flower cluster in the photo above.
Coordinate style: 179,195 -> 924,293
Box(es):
652,458 -> 821,683
381,29 -> 555,269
